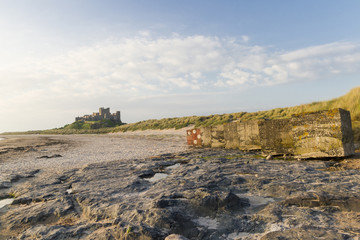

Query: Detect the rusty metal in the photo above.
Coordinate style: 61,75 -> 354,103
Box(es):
187,128 -> 202,146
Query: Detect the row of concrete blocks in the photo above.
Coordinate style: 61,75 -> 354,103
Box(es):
187,108 -> 355,158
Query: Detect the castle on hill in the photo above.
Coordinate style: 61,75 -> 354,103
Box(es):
76,107 -> 121,122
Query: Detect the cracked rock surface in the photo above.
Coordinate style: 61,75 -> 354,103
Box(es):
0,134 -> 360,239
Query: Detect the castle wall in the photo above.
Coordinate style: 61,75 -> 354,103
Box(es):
76,108 -> 121,122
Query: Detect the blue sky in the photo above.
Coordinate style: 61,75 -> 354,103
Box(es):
1,0 -> 360,132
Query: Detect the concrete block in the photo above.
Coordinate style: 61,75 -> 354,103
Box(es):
186,108 -> 355,158
238,120 -> 262,150
224,122 -> 239,149
224,120 -> 262,150
259,119 -> 293,155
200,127 -> 212,147
211,125 -> 225,148
291,108 -> 355,158
186,129 -> 202,146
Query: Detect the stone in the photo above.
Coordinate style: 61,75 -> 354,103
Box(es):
165,234 -> 189,240
260,227 -> 350,240
281,192 -> 360,211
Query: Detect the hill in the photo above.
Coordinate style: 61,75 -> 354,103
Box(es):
4,86 -> 360,142
113,86 -> 360,135
63,119 -> 123,130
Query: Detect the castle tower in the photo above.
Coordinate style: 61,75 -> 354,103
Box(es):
115,111 -> 121,122
99,107 -> 105,117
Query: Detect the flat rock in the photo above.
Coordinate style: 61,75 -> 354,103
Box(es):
0,148 -> 359,239
165,234 -> 189,240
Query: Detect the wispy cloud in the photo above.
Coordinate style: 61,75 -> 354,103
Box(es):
2,36 -> 360,101
216,41 -> 360,87
1,35 -> 360,130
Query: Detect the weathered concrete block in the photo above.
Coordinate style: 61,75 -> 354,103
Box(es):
291,108 -> 355,158
200,127 -> 212,147
187,108 -> 355,158
187,126 -> 222,148
224,122 -> 239,149
224,120 -> 262,150
238,120 -> 262,150
259,108 -> 355,158
259,119 -> 293,155
211,125 -> 225,148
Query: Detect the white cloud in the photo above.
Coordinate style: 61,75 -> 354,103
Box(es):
241,35 -> 250,43
216,41 -> 360,87
1,35 -> 360,131
2,36 -> 360,101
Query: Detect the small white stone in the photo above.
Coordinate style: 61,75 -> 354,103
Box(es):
165,234 -> 189,240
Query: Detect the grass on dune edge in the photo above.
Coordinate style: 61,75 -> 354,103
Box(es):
3,87 -> 360,143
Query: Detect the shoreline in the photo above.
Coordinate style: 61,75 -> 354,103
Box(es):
1,132 -> 360,239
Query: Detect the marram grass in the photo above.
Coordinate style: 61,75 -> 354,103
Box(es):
3,87 -> 360,143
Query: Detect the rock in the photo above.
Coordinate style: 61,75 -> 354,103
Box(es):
1,148 -> 360,239
188,189 -> 250,215
165,234 -> 189,240
37,154 -> 62,159
260,226 -> 350,240
0,181 -> 11,189
282,192 -> 360,211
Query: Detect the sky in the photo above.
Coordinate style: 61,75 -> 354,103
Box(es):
1,0 -> 360,132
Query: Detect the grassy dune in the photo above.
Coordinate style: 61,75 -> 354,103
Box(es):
4,87 -> 360,142
113,87 -> 360,133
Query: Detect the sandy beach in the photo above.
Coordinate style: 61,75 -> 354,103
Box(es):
1,131 -> 360,239
0,130 -> 188,175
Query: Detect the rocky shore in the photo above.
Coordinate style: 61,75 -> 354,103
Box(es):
0,132 -> 360,239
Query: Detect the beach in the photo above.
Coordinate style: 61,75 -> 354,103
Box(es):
0,131 -> 360,239
0,130 -> 188,174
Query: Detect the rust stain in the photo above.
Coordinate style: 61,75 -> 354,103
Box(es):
187,128 -> 202,146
